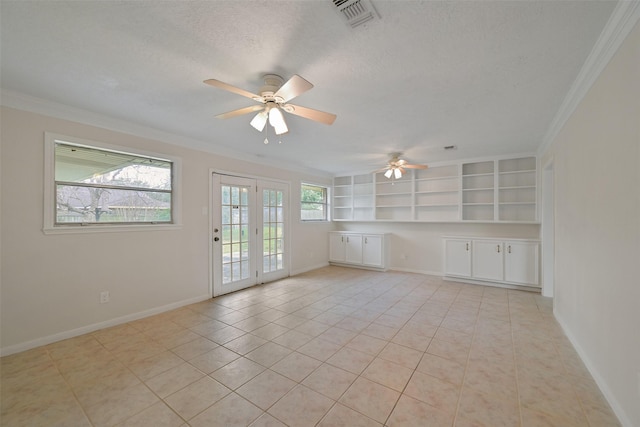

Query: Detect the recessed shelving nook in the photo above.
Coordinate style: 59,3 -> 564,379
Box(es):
462,160 -> 495,221
414,164 -> 460,221
498,157 -> 537,221
332,174 -> 374,221
333,155 -> 538,223
375,171 -> 412,221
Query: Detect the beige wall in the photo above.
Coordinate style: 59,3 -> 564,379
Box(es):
0,107 -> 334,354
540,21 -> 640,427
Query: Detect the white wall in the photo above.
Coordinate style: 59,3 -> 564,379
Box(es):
337,221 -> 539,275
541,21 -> 640,427
0,107 -> 334,354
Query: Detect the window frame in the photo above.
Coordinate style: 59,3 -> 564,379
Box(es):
43,133 -> 182,234
300,182 -> 330,222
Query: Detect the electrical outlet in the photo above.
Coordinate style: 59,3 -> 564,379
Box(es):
100,291 -> 110,304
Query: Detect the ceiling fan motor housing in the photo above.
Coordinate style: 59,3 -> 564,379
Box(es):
259,74 -> 285,102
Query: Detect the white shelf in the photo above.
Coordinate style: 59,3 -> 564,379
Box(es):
333,156 -> 537,223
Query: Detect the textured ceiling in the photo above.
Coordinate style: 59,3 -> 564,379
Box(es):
0,1 -> 617,175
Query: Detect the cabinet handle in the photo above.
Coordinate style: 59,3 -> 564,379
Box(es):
497,245 -> 501,253
341,236 -> 344,243
346,236 -> 349,243
466,242 -> 469,251
508,245 -> 511,254
365,237 -> 368,244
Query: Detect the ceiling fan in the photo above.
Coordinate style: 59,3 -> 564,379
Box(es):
204,74 -> 336,141
376,152 -> 428,179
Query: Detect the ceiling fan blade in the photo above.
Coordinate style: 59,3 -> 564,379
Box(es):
284,104 -> 336,125
215,104 -> 265,119
204,79 -> 262,101
403,164 -> 428,169
274,75 -> 313,103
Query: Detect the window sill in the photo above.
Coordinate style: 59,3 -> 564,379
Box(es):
43,223 -> 182,235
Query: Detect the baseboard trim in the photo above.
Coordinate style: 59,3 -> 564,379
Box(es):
0,294 -> 211,357
388,267 -> 441,277
554,311 -> 633,427
443,276 -> 541,293
290,262 -> 330,276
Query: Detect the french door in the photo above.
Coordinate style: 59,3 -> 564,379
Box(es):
212,173 -> 289,297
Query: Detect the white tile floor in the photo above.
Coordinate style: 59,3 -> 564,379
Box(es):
0,267 -> 621,426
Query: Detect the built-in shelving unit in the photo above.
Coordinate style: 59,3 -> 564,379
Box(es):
498,157 -> 537,222
375,172 -> 412,221
414,165 -> 460,221
352,173 -> 374,221
462,160 -> 495,221
332,175 -> 353,221
333,155 -> 537,223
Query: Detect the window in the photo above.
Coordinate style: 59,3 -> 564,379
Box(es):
301,183 -> 329,221
44,133 -> 180,232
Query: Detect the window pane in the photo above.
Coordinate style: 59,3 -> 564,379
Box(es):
240,187 -> 249,205
55,143 -> 171,190
222,263 -> 231,284
301,184 -> 327,221
222,206 -> 231,224
301,202 -> 326,220
222,186 -> 230,204
241,261 -> 249,279
56,185 -> 171,223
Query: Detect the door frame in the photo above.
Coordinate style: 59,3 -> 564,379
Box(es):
208,169 -> 291,297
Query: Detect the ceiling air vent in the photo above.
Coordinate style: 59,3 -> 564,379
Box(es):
332,0 -> 379,28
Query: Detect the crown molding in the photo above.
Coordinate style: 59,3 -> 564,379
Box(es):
0,89 -> 331,179
538,0 -> 640,157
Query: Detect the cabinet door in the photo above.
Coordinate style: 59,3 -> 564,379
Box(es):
329,233 -> 346,262
472,240 -> 504,281
362,235 -> 383,267
504,241 -> 539,285
345,234 -> 363,264
444,239 -> 472,277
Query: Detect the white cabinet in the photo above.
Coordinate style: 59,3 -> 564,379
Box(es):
345,234 -> 363,264
504,241 -> 539,285
329,232 -> 347,262
444,239 -> 471,277
472,240 -> 504,281
329,232 -> 388,270
444,237 -> 540,289
362,234 -> 383,267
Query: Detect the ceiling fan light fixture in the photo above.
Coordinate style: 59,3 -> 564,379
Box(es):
269,105 -> 288,135
384,169 -> 393,178
394,168 -> 402,179
250,111 -> 268,132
